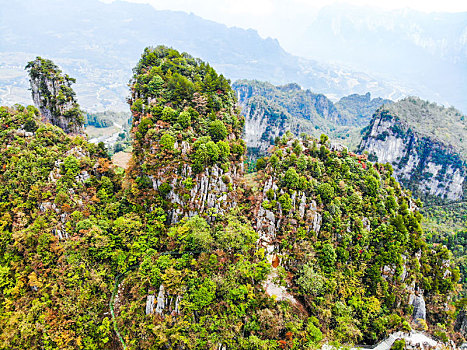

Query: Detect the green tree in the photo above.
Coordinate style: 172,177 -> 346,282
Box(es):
209,120 -> 228,142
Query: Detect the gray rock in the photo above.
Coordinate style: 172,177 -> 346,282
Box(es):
412,294 -> 426,323
155,284 -> 166,315
145,294 -> 155,315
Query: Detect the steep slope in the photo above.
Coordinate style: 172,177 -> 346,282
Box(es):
359,97 -> 466,203
0,105 -> 123,348
126,46 -> 246,223
251,133 -> 459,344
233,80 -> 387,157
25,57 -> 84,134
0,0 -> 410,111
118,48 -> 459,347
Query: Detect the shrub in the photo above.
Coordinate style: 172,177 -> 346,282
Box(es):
306,320 -> 323,343
205,141 -> 219,162
209,120 -> 228,142
148,74 -> 164,94
216,216 -> 258,252
297,263 -> 326,296
390,339 -> 405,350
161,106 -> 177,122
177,111 -> 191,128
283,167 -> 299,189
319,243 -> 337,273
160,133 -> 175,151
158,182 -> 172,197
217,140 -> 230,160
175,215 -> 213,250
256,157 -> 267,171
131,98 -> 143,113
278,193 -> 292,212
317,183 -> 334,203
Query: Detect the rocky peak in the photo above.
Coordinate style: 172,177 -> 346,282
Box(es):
25,57 -> 84,134
127,46 -> 246,222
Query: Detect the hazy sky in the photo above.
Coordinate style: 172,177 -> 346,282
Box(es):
100,0 -> 467,51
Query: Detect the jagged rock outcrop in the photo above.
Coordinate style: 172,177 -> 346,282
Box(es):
146,284 -> 182,316
412,294 -> 426,324
255,174 -> 322,253
251,132 -> 459,344
148,160 -> 243,224
26,57 -> 84,134
359,97 -> 466,202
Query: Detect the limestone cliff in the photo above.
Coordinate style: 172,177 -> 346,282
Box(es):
359,98 -> 466,202
25,57 -> 84,134
250,132 -> 459,341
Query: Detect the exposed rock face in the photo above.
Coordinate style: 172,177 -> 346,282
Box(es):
239,96 -> 287,156
359,104 -> 466,202
145,294 -> 155,315
145,284 -> 182,316
412,293 -> 426,323
26,57 -> 84,134
342,331 -> 443,350
149,159 -> 243,225
255,175 -> 322,254
127,46 -> 246,227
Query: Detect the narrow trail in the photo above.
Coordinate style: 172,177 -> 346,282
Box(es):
109,273 -> 127,350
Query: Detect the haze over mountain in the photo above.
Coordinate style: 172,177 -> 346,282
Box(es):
290,4 -> 467,112
0,0 -> 428,112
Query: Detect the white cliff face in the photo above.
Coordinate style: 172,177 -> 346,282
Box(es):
148,140 -> 243,225
146,284 -> 182,316
242,104 -> 281,154
411,293 -> 426,324
360,113 -> 465,201
255,176 -> 322,254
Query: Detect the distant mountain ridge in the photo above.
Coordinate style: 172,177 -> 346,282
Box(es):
335,92 -> 392,126
0,0 -> 413,111
233,80 -> 390,156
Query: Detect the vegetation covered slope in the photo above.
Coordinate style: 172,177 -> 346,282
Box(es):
252,132 -> 460,344
0,105 -> 123,348
126,46 -> 246,221
424,202 -> 467,294
0,48 -> 463,349
335,92 -> 392,126
382,97 -> 466,158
